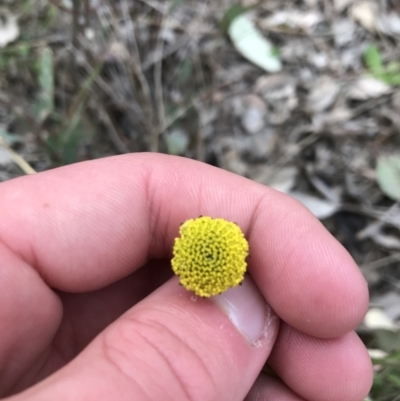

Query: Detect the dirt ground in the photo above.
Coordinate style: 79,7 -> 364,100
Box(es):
1,1 -> 400,399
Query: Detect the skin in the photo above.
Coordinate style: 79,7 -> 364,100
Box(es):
0,153 -> 372,401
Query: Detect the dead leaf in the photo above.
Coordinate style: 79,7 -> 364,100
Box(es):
304,0 -> 318,6
307,76 -> 340,113
261,10 -> 323,34
289,192 -> 340,219
334,0 -> 356,13
351,1 -> 400,36
364,308 -> 397,331
348,77 -> 391,100
372,292 -> 400,321
254,74 -> 298,125
0,146 -> 13,165
241,94 -> 266,134
333,19 -> 356,47
219,149 -> 248,176
0,9 -> 19,48
376,12 -> 400,37
368,349 -> 388,359
351,1 -> 377,32
105,41 -> 130,61
252,166 -> 298,194
312,108 -> 353,132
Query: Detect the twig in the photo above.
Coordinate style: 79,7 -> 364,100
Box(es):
0,137 -> 36,175
142,37 -> 191,71
80,59 -> 153,134
67,60 -> 103,119
119,0 -> 156,141
342,203 -> 400,231
159,73 -> 244,135
69,0 -> 82,83
83,0 -> 90,28
272,130 -> 320,167
382,274 -> 400,290
99,106 -> 130,154
71,0 -> 81,49
361,252 -> 400,270
194,102 -> 206,162
152,5 -> 168,152
193,36 -> 209,161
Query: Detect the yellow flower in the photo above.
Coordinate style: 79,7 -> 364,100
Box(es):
171,216 -> 249,297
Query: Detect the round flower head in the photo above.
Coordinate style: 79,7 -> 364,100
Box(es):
171,216 -> 249,297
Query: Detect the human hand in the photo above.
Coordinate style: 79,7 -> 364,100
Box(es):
0,153 -> 372,401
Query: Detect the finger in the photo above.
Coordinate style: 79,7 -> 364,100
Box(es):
10,276 -> 279,401
267,323 -> 373,401
245,374 -> 306,401
54,260 -> 173,355
0,243 -> 61,396
6,261 -> 172,395
0,153 -> 368,337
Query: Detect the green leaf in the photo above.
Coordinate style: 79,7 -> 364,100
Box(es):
59,103 -> 84,164
386,60 -> 400,73
219,4 -> 249,33
46,107 -> 86,165
0,53 -> 11,69
44,61 -> 102,164
383,72 -> 400,85
35,46 -> 54,121
388,373 -> 400,387
374,329 -> 400,353
364,45 -> 400,87
370,350 -> 400,400
376,153 -> 400,201
228,14 -> 281,73
364,44 -> 383,73
165,128 -> 189,155
17,42 -> 29,58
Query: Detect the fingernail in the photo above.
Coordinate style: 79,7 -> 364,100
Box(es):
212,275 -> 271,346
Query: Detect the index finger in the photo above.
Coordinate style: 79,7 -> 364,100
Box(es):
0,153 -> 368,338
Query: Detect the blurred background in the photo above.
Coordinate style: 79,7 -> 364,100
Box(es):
0,0 -> 400,399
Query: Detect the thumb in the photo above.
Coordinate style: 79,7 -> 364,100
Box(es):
11,276 -> 279,401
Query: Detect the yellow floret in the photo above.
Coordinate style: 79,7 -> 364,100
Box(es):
171,216 -> 249,297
